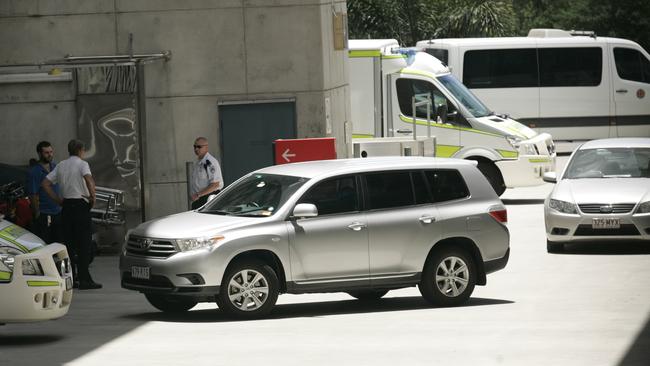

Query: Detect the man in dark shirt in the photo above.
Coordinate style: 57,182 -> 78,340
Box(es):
27,141 -> 63,244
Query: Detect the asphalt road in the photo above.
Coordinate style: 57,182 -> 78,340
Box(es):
1,162 -> 649,366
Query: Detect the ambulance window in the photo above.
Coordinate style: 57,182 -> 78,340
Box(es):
614,47 -> 650,83
396,78 -> 462,125
539,47 -> 602,87
424,48 -> 449,65
463,49 -> 538,88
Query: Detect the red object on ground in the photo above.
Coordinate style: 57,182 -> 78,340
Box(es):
13,198 -> 32,228
274,138 -> 337,165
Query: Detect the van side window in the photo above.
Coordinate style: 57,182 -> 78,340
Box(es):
396,78 -> 466,127
539,48 -> 602,87
463,49 -> 538,89
365,171 -> 414,210
424,48 -> 449,65
614,47 -> 650,83
298,176 -> 359,215
424,169 -> 469,202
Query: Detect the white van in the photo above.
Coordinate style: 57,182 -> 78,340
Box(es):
417,29 -> 650,144
349,39 -> 556,195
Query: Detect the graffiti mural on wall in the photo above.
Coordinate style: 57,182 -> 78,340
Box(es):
77,94 -> 140,210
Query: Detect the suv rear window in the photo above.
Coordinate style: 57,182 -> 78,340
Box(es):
365,171 -> 414,210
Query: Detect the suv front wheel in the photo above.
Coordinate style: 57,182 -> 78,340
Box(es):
216,259 -> 279,319
419,247 -> 476,307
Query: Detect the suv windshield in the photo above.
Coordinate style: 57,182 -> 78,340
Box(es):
564,147 -> 650,179
438,74 -> 491,118
199,173 -> 308,217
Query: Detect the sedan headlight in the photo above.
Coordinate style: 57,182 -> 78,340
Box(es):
176,236 -> 225,252
636,201 -> 650,214
549,199 -> 578,214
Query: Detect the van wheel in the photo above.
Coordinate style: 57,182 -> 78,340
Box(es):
474,160 -> 506,196
145,294 -> 198,313
347,290 -> 389,301
216,260 -> 279,319
547,240 -> 564,253
419,247 -> 476,307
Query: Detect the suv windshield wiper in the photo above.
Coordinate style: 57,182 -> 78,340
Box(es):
199,209 -> 231,215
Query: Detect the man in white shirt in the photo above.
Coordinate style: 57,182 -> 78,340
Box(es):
190,137 -> 223,209
42,139 -> 101,290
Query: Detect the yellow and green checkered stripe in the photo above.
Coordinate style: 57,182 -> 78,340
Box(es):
436,145 -> 462,157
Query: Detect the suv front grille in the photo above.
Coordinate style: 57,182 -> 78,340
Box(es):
578,203 -> 635,214
126,235 -> 178,258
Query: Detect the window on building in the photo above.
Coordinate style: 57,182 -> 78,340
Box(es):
463,49 -> 538,89
539,47 -> 602,87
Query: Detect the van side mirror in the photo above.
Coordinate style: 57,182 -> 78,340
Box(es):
542,172 -> 557,183
292,203 -> 318,218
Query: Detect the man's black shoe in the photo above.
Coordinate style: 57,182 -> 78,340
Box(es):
78,281 -> 102,290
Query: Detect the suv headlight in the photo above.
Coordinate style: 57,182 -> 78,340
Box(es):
636,201 -> 650,214
176,236 -> 225,252
549,199 -> 578,214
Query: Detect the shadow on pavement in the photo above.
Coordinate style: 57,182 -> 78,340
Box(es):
0,334 -> 64,346
560,242 -> 650,255
618,312 -> 650,366
123,296 -> 514,323
502,198 -> 545,205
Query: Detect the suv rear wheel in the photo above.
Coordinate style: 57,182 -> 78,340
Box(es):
216,259 -> 279,319
419,247 -> 476,307
145,294 -> 198,313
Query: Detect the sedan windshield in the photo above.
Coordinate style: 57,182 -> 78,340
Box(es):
438,74 -> 492,118
199,173 -> 308,217
564,147 -> 650,179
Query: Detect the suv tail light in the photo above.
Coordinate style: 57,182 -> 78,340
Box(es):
489,207 -> 508,224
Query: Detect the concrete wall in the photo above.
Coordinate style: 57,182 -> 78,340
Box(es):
0,0 -> 350,220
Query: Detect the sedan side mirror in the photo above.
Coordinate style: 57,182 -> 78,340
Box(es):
542,171 -> 557,183
292,203 -> 318,218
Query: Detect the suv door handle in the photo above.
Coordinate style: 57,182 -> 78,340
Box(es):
419,215 -> 437,224
347,222 -> 367,231
616,89 -> 628,93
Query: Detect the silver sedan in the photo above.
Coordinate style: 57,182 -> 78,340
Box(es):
543,138 -> 650,252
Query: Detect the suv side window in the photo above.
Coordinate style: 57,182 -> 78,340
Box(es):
365,171 -> 414,210
614,47 -> 650,83
298,176 -> 359,215
424,169 -> 469,202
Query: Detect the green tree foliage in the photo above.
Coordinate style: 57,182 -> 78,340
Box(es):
434,0 -> 516,38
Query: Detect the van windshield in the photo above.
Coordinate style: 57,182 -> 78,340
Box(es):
199,173 -> 308,217
438,74 -> 492,118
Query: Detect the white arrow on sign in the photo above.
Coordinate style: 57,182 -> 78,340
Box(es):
282,148 -> 296,162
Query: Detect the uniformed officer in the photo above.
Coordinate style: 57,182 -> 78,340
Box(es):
42,139 -> 101,290
27,141 -> 63,243
190,137 -> 223,209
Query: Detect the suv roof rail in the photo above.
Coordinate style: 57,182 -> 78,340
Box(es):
568,30 -> 597,39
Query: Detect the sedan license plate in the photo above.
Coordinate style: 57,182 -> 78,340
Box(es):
131,266 -> 150,280
592,218 -> 620,229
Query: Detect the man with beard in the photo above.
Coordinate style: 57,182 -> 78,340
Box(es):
27,141 -> 63,243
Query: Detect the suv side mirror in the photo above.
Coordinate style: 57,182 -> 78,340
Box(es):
542,171 -> 557,183
292,203 -> 318,218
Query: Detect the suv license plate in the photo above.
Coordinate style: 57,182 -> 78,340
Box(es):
592,218 -> 620,229
131,266 -> 150,280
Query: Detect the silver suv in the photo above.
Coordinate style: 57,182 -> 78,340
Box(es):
120,157 -> 509,318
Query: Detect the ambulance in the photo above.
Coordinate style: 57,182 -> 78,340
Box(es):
0,218 -> 73,324
349,39 -> 556,195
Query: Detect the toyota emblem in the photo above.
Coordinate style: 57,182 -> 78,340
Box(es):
139,238 -> 153,249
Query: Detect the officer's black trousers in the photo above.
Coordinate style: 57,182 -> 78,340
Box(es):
62,199 -> 93,283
